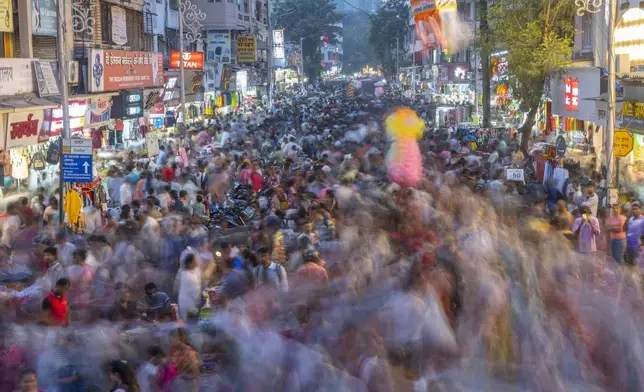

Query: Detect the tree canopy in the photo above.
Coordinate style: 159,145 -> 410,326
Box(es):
273,0 -> 343,81
368,0 -> 409,78
342,11 -> 377,75
487,0 -> 576,151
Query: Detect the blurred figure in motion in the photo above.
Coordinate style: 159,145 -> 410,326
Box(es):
168,329 -> 199,392
573,205 -> 600,254
108,360 -> 139,392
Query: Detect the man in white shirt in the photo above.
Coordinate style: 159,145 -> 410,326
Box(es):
283,142 -> 301,161
580,183 -> 599,217
120,179 -> 133,207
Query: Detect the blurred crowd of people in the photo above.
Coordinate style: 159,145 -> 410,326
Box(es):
0,85 -> 640,392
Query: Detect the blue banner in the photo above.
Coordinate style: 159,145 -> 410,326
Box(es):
32,0 -> 57,36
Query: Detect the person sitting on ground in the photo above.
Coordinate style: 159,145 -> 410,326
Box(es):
138,282 -> 172,321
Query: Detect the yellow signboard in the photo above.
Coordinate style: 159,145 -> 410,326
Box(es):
237,36 -> 256,63
614,129 -> 634,158
0,0 -> 13,32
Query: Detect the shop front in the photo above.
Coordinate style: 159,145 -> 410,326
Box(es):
550,67 -> 604,156
0,58 -> 65,194
615,80 -> 644,190
161,70 -> 205,125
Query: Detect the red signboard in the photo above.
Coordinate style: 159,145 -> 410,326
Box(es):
170,51 -> 204,70
89,49 -> 164,92
565,77 -> 579,111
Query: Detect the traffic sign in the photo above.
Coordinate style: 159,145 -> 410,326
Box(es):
614,129 -> 634,158
62,138 -> 93,183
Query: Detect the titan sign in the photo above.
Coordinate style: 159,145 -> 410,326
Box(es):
170,51 -> 204,70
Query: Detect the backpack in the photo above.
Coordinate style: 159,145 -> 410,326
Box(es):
255,264 -> 284,287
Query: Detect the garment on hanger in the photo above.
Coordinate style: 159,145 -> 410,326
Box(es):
10,151 -> 28,180
64,189 -> 83,225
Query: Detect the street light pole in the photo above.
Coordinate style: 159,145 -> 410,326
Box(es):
178,0 -> 205,124
395,37 -> 399,79
300,36 -> 304,78
605,0 -> 617,189
576,0 -> 616,188
56,0 -> 70,225
268,0 -> 273,106
179,1 -> 186,124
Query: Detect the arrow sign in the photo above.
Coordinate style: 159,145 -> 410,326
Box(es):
62,138 -> 93,183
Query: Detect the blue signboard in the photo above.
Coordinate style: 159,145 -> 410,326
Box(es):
62,154 -> 93,183
32,0 -> 57,36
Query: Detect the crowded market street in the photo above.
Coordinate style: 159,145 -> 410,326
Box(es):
0,83 -> 641,392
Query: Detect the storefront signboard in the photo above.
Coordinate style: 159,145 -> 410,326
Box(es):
0,0 -> 13,32
169,51 -> 204,70
0,59 -> 37,96
86,96 -> 112,127
207,32 -> 232,64
6,110 -> 49,149
32,0 -> 57,36
88,49 -> 164,92
111,6 -> 128,46
33,60 -> 60,97
622,100 -> 644,131
50,99 -> 87,135
614,129 -> 634,158
565,77 -> 579,111
237,36 -> 257,63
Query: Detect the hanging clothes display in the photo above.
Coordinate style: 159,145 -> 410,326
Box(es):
91,128 -> 104,149
10,149 -> 29,180
64,189 -> 83,225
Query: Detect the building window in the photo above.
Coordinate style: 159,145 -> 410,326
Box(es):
101,2 -> 113,45
101,3 -> 153,50
255,0 -> 261,20
581,13 -> 592,50
169,0 -> 178,11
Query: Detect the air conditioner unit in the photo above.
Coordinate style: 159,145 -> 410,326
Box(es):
67,61 -> 79,85
616,54 -> 630,73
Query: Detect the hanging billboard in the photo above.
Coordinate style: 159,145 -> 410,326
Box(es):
169,51 -> 204,69
237,36 -> 257,63
207,31 -> 232,64
88,50 -> 164,92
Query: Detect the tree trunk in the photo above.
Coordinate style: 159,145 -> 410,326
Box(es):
479,0 -> 491,127
519,104 -> 539,153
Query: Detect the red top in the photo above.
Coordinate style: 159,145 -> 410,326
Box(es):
250,172 -> 263,193
45,292 -> 68,326
162,167 -> 175,183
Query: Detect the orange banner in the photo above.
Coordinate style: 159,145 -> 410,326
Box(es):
170,51 -> 204,70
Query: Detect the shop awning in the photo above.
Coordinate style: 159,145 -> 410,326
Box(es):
583,94 -> 626,102
0,96 -> 59,113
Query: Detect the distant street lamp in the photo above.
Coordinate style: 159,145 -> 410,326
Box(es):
179,0 -> 206,124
